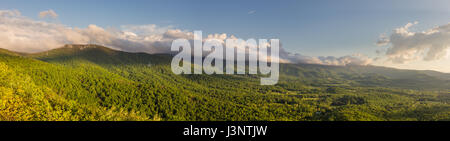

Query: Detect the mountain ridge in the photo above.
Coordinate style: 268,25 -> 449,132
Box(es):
0,44 -> 449,121
2,44 -> 450,90
1,44 -> 449,76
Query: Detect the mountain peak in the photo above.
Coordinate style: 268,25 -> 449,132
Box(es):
39,44 -> 121,56
61,44 -> 114,51
64,44 -> 97,49
28,44 -> 122,62
30,44 -> 171,65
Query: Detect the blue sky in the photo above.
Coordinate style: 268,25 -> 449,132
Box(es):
1,0 -> 450,71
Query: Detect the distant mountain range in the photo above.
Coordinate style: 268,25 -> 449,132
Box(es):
0,44 -> 449,121
29,44 -> 450,90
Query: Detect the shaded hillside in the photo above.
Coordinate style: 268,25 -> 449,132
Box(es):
279,64 -> 450,90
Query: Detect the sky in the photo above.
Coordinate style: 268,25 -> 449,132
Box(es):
1,0 -> 450,72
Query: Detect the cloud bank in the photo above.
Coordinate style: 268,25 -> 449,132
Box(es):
378,22 -> 450,63
0,9 -> 371,66
283,52 -> 372,66
0,10 -> 185,54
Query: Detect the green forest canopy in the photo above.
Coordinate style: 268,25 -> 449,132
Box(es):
0,45 -> 449,121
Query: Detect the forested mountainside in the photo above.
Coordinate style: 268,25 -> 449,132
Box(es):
0,45 -> 449,121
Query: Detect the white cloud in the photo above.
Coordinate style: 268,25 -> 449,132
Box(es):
39,9 -> 58,19
0,9 -> 21,17
0,9 -> 371,66
247,10 -> 256,14
283,53 -> 372,66
0,9 -> 186,54
0,10 -> 83,53
376,34 -> 389,46
378,21 -> 450,64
